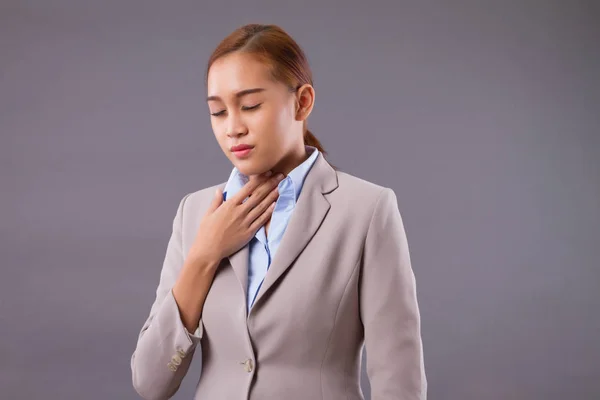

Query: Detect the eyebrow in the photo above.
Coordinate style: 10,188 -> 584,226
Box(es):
207,88 -> 266,102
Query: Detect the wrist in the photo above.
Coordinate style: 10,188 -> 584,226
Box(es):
184,252 -> 221,275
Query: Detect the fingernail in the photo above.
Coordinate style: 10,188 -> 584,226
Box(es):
265,171 -> 273,177
277,173 -> 285,180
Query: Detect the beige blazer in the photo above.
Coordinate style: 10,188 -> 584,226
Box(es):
131,152 -> 426,400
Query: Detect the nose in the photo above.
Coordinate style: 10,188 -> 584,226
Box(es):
225,111 -> 248,138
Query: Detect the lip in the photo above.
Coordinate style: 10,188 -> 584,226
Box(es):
231,144 -> 254,151
231,145 -> 254,159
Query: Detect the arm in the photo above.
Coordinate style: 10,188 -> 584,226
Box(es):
130,193 -> 218,400
359,188 -> 427,400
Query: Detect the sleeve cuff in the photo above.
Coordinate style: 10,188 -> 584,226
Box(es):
155,288 -> 203,354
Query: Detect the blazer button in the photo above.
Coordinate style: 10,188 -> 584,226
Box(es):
240,359 -> 254,373
176,346 -> 186,358
167,362 -> 177,372
172,354 -> 182,366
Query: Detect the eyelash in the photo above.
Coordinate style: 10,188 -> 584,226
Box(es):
211,103 -> 262,117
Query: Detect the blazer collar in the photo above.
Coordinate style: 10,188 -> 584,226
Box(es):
225,151 -> 338,315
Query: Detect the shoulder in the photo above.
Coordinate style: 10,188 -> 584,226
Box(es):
333,170 -> 398,210
332,171 -> 407,251
172,181 -> 227,220
325,170 -> 402,235
187,181 -> 227,205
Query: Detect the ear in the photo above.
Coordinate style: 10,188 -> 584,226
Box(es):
294,84 -> 315,122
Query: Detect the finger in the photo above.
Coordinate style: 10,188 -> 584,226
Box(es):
248,202 -> 276,232
231,171 -> 272,205
242,173 -> 284,210
207,188 -> 224,213
245,185 -> 279,224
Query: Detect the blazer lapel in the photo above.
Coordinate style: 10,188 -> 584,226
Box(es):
251,153 -> 338,309
228,243 -> 249,301
218,182 -> 251,301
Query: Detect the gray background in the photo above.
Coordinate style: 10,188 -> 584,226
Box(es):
2,0 -> 599,399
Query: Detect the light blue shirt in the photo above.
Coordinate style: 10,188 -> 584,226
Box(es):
223,146 -> 320,313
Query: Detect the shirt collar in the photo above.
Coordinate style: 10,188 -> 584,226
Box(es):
223,145 -> 320,202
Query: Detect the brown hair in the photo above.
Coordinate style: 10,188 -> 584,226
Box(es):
206,24 -> 327,156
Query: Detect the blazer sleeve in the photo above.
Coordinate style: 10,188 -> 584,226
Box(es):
131,193 -> 204,400
359,188 -> 427,400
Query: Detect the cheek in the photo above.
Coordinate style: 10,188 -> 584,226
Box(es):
211,121 -> 228,148
277,101 -> 296,130
254,105 -> 293,134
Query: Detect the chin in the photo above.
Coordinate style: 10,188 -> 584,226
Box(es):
234,162 -> 268,177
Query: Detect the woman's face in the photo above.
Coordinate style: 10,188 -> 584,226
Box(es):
207,52 -> 306,177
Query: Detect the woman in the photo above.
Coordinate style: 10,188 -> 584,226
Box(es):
131,24 -> 426,400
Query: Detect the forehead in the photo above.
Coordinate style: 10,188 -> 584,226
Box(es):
207,52 -> 275,97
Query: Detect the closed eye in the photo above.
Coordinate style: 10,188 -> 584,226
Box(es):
210,103 -> 261,117
242,103 -> 262,111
